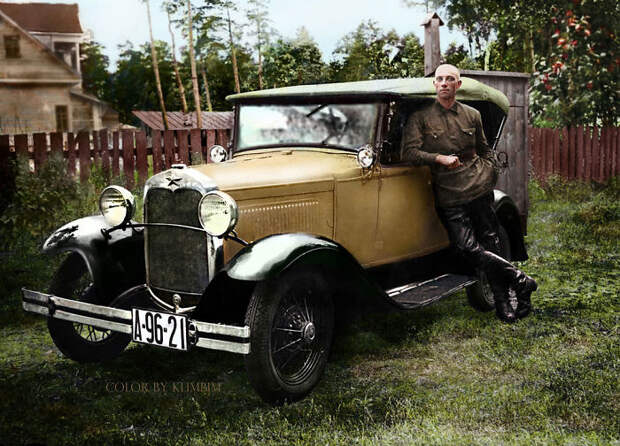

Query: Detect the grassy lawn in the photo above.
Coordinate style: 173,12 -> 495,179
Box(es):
0,178 -> 618,445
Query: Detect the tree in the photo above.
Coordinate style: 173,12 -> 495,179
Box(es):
262,32 -> 325,88
144,0 -> 169,129
530,0 -> 619,127
109,41 -> 178,124
79,41 -> 111,101
186,0 -> 202,128
246,0 -> 271,90
165,6 -> 189,113
331,21 -> 425,82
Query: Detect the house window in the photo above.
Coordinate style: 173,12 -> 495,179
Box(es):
56,106 -> 69,132
4,35 -> 20,58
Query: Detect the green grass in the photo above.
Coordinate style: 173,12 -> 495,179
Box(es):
1,177 -> 618,445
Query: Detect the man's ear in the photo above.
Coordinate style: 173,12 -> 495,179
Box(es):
456,80 -> 462,89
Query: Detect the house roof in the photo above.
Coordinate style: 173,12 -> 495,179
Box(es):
132,111 -> 234,131
227,77 -> 510,114
0,2 -> 83,34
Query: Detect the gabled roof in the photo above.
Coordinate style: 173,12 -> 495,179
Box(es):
0,2 -> 83,34
132,111 -> 234,131
226,77 -> 510,114
0,7 -> 80,78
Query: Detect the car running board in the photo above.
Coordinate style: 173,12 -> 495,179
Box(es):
386,274 -> 477,310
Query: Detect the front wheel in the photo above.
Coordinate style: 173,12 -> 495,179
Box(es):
466,224 -> 512,312
244,268 -> 334,404
47,253 -> 131,362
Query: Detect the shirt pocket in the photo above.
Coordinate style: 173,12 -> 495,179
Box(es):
423,126 -> 445,150
460,127 -> 476,149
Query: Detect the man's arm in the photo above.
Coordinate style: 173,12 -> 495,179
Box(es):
473,111 -> 499,172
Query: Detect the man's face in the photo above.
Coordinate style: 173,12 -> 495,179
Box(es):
433,65 -> 462,101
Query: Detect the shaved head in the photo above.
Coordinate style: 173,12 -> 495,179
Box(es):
435,64 -> 461,81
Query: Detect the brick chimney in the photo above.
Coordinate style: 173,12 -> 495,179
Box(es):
421,12 -> 444,76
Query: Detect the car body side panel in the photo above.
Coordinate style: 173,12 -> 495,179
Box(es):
374,164 -> 450,264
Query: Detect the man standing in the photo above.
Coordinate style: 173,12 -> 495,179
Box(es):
401,64 -> 537,323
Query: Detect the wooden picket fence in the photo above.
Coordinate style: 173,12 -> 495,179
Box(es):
529,126 -> 619,183
0,128 -> 230,189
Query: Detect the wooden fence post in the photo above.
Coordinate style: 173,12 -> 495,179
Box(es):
190,129 -> 202,165
576,126 -> 584,180
78,131 -> 90,183
14,134 -> 28,160
92,130 -> 101,166
33,133 -> 47,173
568,127 -> 575,180
50,132 -> 63,157
560,128 -> 569,178
135,131 -> 148,185
599,127 -> 607,182
553,128 -> 560,176
177,130 -> 189,165
206,129 -> 216,163
122,130 -> 135,189
163,130 -> 175,169
591,127 -> 599,182
584,127 -> 592,182
152,130 -> 163,173
100,129 -> 110,179
67,133 -> 76,176
112,131 -> 120,178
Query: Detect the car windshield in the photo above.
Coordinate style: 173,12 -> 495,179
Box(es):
236,103 -> 379,152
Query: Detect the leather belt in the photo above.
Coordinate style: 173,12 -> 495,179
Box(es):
457,149 -> 476,162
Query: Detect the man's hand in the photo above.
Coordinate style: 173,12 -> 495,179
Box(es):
435,154 -> 462,169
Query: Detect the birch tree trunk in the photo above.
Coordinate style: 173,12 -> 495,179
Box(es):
187,0 -> 202,128
145,0 -> 169,130
227,8 -> 241,94
167,10 -> 188,113
200,63 -> 213,112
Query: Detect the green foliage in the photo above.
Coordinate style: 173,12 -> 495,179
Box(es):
262,36 -> 326,88
0,155 -> 83,243
80,41 -> 112,102
331,21 -> 425,82
530,0 -> 619,127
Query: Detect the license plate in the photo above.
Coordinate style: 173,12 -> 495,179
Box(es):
132,308 -> 188,351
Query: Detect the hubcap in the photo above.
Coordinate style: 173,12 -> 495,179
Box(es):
302,322 -> 316,343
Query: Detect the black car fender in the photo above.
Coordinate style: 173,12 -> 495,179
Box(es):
43,215 -> 145,303
195,233 -> 395,323
492,189 -> 528,261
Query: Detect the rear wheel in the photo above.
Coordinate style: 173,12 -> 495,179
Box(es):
47,254 -> 131,362
466,225 -> 512,312
245,268 -> 334,404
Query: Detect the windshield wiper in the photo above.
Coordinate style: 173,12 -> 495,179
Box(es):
306,104 -> 328,118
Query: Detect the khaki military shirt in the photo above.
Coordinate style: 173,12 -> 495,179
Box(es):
402,100 -> 499,207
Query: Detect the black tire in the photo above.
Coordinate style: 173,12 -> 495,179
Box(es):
244,268 -> 334,405
466,225 -> 512,312
47,253 -> 131,362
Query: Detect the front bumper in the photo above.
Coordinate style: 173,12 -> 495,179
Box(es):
21,288 -> 250,355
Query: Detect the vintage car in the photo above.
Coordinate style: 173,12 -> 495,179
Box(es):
22,77 -> 527,404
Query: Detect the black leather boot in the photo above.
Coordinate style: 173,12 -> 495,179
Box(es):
490,282 -> 516,323
514,273 -> 537,319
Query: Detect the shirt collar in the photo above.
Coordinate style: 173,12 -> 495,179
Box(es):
434,99 -> 460,114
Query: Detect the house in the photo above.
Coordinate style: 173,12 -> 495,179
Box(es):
0,2 -> 119,135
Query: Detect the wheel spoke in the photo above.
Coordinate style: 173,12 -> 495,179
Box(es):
275,327 -> 302,333
273,337 -> 302,354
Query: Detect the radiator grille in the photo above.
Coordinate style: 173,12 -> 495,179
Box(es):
145,188 -> 208,296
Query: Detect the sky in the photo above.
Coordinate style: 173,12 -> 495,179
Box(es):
16,0 -> 468,68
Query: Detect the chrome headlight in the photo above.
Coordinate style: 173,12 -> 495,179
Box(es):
99,185 -> 135,227
198,191 -> 238,237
